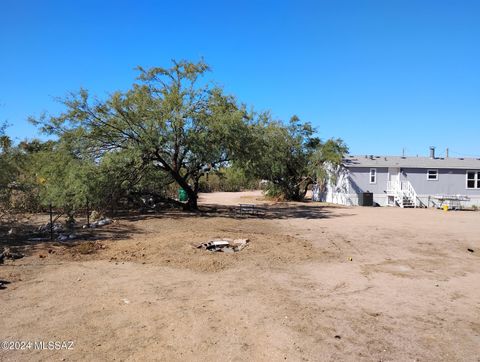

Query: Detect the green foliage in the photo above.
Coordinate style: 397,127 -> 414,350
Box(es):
1,135 -> 173,215
90,149 -> 173,210
198,165 -> 258,192
32,59 -> 255,209
31,147 -> 92,210
240,115 -> 348,201
241,115 -> 320,200
310,138 -> 349,191
0,138 -> 53,212
0,60 -> 348,211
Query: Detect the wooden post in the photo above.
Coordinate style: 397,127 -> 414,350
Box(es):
49,203 -> 53,241
86,198 -> 90,227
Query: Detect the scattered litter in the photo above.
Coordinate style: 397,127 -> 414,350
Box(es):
122,298 -> 130,304
7,228 -> 14,235
0,248 -> 24,264
467,248 -> 474,253
97,218 -> 112,226
196,238 -> 249,253
84,218 -> 113,229
57,234 -> 77,241
38,222 -> 63,233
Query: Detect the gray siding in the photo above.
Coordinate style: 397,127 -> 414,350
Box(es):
348,167 -> 480,196
400,168 -> 480,196
348,167 -> 389,194
344,166 -> 480,206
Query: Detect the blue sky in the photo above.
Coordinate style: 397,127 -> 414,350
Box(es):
0,0 -> 479,157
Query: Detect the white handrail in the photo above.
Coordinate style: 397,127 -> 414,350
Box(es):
401,181 -> 419,207
387,179 -> 419,207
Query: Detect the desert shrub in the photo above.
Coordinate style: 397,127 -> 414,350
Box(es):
198,166 -> 259,192
75,241 -> 97,255
263,183 -> 286,201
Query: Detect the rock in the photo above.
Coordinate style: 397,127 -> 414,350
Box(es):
467,248 -> 474,253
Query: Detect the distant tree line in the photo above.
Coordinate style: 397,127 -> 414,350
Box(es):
0,59 -> 347,217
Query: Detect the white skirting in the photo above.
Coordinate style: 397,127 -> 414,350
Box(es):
323,192 -> 480,208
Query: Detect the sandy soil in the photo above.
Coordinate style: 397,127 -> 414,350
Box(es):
1,191 -> 479,361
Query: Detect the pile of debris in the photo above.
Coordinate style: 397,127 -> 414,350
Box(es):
57,233 -> 77,241
38,222 -> 63,233
0,247 -> 24,264
196,238 -> 249,253
83,218 -> 113,229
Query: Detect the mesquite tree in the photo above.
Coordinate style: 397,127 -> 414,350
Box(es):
33,60 -> 252,209
243,115 -> 348,200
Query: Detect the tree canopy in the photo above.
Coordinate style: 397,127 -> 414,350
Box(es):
241,115 -> 348,200
33,60 -> 255,209
10,59 -> 349,212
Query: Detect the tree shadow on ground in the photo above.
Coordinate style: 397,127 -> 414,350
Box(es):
1,202 -> 353,256
0,219 -> 140,257
198,203 -> 356,220
119,202 -> 355,222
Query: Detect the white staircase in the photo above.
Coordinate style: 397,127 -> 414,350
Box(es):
387,180 -> 420,208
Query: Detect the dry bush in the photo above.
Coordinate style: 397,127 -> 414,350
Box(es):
75,241 -> 97,255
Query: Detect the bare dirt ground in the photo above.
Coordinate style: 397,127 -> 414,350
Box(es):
1,191 -> 479,361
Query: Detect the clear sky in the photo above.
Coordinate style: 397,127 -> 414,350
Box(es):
1,0 -> 479,157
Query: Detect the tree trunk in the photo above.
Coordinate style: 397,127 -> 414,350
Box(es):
300,180 -> 313,200
168,169 -> 199,210
186,193 -> 198,210
153,153 -> 199,210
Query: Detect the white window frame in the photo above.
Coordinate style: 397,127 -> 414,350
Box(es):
427,169 -> 438,181
466,170 -> 480,189
369,168 -> 377,184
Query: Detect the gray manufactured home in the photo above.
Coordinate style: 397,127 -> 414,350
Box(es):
324,147 -> 480,208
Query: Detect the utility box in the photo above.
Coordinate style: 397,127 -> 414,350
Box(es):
359,192 -> 373,206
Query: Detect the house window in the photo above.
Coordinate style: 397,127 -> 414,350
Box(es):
466,171 -> 480,189
369,168 -> 377,184
427,169 -> 438,180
